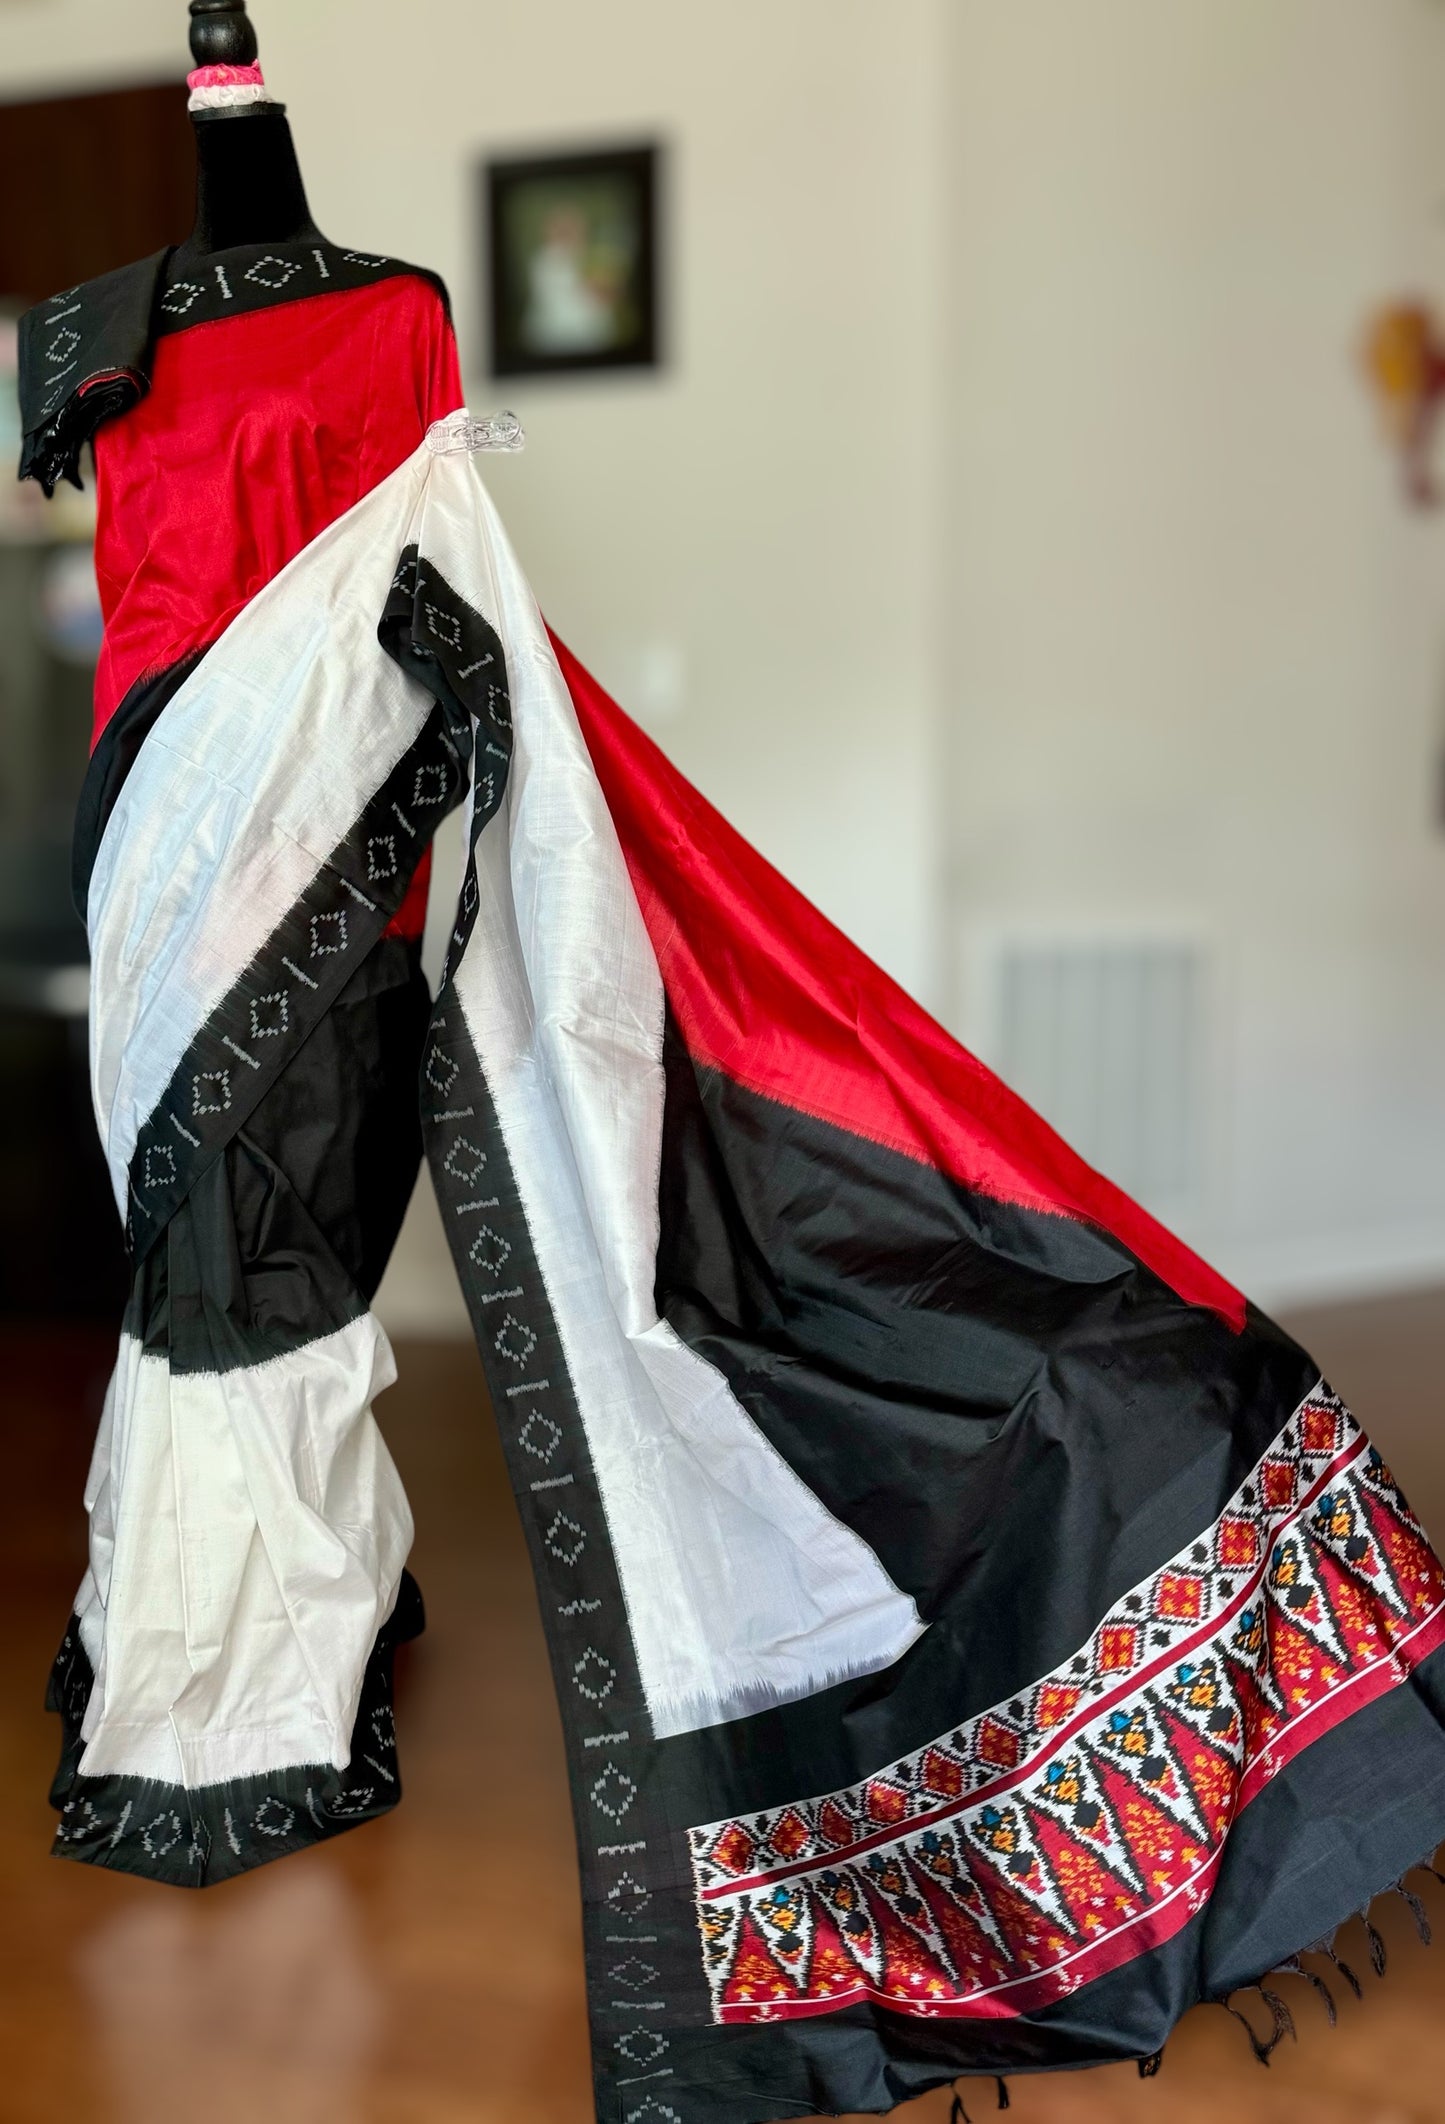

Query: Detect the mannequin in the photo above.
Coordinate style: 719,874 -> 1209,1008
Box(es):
175,111 -> 320,259
173,0 -> 322,262
186,0 -> 257,65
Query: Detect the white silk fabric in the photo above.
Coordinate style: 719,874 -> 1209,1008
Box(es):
80,425 -> 923,1782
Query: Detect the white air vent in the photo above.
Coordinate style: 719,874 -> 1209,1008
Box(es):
989,934 -> 1209,1216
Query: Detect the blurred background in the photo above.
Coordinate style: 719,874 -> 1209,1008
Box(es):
2,2 -> 1445,2120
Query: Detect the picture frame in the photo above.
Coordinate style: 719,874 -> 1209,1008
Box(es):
484,143 -> 661,379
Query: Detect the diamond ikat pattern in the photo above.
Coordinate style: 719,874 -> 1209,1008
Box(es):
688,1389 -> 1445,2023
399,550 -> 674,2089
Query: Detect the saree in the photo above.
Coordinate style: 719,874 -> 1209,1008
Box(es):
19,243 -> 1445,2124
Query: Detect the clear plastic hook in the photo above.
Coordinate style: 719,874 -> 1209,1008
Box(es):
426,410 -> 525,455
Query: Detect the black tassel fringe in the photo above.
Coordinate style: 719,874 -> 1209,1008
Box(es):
947,2074 -> 1010,2120
1215,1858 -> 1441,2067
946,1858 -> 1437,2104
1305,1930 -> 1364,1999
1395,1881 -> 1432,1944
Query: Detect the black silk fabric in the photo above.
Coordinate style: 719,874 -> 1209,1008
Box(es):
654,1025 -> 1320,1772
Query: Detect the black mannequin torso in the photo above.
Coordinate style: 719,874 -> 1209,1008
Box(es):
171,108 -> 323,266
173,0 -> 321,265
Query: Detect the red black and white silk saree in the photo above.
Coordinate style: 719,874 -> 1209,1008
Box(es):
20,244 -> 1445,2123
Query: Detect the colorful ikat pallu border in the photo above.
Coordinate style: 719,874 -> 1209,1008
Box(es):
688,1386 -> 1445,2023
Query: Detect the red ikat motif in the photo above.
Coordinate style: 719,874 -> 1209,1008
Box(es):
686,1388 -> 1445,2024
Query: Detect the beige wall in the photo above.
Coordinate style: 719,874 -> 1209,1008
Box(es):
4,1 -> 1445,1322
940,0 -> 1445,1300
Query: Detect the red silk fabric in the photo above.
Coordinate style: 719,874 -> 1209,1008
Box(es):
556,633 -> 1247,1328
91,276 -> 462,935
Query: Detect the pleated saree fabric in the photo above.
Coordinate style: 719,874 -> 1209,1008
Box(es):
20,246 -> 1445,2123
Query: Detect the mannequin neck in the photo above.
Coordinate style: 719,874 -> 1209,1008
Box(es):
174,108 -> 323,261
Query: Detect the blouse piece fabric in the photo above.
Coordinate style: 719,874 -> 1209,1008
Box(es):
19,242 -> 1445,2124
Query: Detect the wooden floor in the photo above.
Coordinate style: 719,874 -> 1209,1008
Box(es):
2,1289 -> 1444,2124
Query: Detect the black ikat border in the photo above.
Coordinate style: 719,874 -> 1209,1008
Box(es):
48,1573 -> 425,1886
388,558 -> 710,2121
155,240 -> 449,339
124,698 -> 466,1262
20,242 -> 450,495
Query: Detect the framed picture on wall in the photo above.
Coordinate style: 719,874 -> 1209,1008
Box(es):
484,143 -> 661,378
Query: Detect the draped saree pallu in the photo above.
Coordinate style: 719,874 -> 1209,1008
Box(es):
20,248 -> 1445,2124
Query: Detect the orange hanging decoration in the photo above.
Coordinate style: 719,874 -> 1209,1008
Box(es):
1362,300 -> 1445,507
